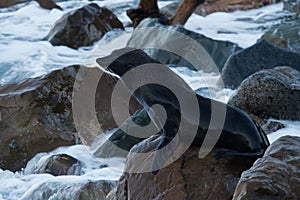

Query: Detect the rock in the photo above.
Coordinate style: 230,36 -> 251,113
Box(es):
127,18 -> 242,72
221,39 -> 300,88
248,114 -> 285,135
0,65 -> 140,171
24,153 -> 83,176
115,135 -> 256,200
92,109 -> 156,158
43,154 -> 82,176
35,0 -> 62,10
284,0 -> 300,14
228,66 -> 300,120
262,16 -> 300,53
22,179 -> 117,200
0,0 -> 26,8
0,66 -> 79,171
45,3 -> 124,49
262,120 -> 285,135
0,0 -> 62,10
78,180 -> 117,200
233,136 -> 300,199
126,0 -> 164,28
195,0 -> 281,16
160,2 -> 179,18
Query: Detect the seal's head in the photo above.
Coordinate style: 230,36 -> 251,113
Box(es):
96,47 -> 160,77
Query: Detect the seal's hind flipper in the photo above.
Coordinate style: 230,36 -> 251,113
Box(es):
213,148 -> 263,160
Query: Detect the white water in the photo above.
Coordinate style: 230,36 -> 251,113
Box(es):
0,1 -> 299,199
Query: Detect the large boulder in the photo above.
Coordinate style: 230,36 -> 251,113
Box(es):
0,0 -> 27,8
284,0 -> 300,14
45,3 -> 124,49
228,66 -> 300,120
127,18 -> 242,72
195,0 -> 281,16
0,66 -> 79,171
0,0 -> 62,10
114,135 -> 256,200
262,16 -> 300,53
233,136 -> 300,199
221,39 -> 300,88
0,65 -> 140,171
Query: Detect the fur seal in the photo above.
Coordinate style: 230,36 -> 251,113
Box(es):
96,48 -> 269,168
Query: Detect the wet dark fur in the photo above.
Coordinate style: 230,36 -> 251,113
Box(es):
97,48 -> 270,164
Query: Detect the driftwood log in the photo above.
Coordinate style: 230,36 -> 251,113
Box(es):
127,0 -> 204,27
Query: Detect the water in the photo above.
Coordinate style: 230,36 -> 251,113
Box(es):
0,1 -> 299,199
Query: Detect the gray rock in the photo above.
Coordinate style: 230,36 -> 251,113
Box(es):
284,0 -> 300,14
45,3 -> 124,49
233,136 -> 300,200
221,39 -> 300,88
127,18 -> 242,72
23,179 -> 117,200
160,2 -> 179,17
262,15 -> 300,53
228,66 -> 300,120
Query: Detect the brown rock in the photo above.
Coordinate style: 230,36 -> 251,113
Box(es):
195,0 -> 281,16
248,114 -> 285,135
262,120 -> 285,135
45,3 -> 124,49
0,65 -> 140,171
43,154 -> 81,176
0,0 -> 62,10
115,135 -> 256,200
35,0 -> 62,10
126,0 -> 163,27
0,66 -> 79,171
233,136 -> 300,199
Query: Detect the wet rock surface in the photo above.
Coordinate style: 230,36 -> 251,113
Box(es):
0,65 -> 140,171
45,3 -> 124,49
228,66 -> 300,120
23,179 -> 117,200
262,15 -> 300,53
127,18 -> 242,72
43,154 -> 82,176
284,0 -> 300,14
221,39 -> 300,88
114,136 -> 256,200
0,0 -> 61,10
233,136 -> 300,200
0,66 -> 79,171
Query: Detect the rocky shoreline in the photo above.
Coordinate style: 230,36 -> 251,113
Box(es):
1,1 -> 300,199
